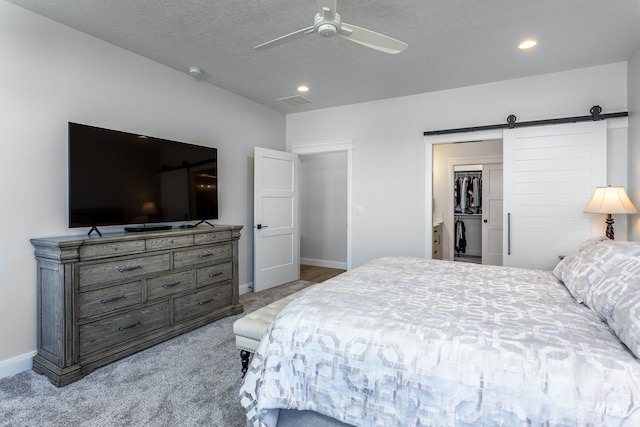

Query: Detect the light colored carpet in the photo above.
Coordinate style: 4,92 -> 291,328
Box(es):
0,280 -> 315,427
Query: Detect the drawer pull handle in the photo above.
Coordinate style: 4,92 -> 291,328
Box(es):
198,298 -> 214,305
112,246 -> 119,251
209,272 -> 224,278
198,253 -> 213,258
162,281 -> 182,289
101,294 -> 127,304
118,265 -> 142,273
118,321 -> 141,332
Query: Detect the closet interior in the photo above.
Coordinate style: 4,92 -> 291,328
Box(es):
453,165 -> 482,264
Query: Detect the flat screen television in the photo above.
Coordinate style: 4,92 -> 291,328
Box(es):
69,122 -> 218,234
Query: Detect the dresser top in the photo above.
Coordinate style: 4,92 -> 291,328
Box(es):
31,224 -> 243,247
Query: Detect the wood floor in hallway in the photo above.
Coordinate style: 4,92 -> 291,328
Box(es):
300,265 -> 345,283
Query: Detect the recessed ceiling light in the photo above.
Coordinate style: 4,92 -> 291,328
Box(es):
518,38 -> 538,50
188,66 -> 202,76
297,85 -> 309,93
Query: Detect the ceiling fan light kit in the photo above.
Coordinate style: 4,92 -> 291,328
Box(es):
317,23 -> 337,38
255,0 -> 408,54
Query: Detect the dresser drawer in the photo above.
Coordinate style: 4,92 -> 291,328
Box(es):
78,281 -> 143,319
196,262 -> 232,288
79,301 -> 170,357
432,223 -> 443,260
78,254 -> 170,287
79,240 -> 145,259
194,230 -> 231,245
147,270 -> 194,300
173,283 -> 232,323
145,235 -> 194,251
173,245 -> 231,269
433,225 -> 442,245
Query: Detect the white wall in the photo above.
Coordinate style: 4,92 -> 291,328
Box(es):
300,152 -> 347,269
629,47 -> 640,240
287,62 -> 630,269
0,2 -> 285,378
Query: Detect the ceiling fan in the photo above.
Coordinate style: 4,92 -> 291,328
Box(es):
254,0 -> 408,54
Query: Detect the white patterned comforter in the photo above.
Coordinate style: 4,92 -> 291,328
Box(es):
240,257 -> 640,426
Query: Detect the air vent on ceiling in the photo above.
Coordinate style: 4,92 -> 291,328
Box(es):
278,95 -> 312,106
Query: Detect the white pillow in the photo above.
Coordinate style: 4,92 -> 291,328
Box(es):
553,239 -> 640,303
552,237 -> 606,301
585,256 -> 640,358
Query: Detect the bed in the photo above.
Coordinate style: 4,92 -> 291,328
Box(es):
240,237 -> 640,426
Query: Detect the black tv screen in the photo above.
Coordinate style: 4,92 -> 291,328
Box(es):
69,122 -> 218,229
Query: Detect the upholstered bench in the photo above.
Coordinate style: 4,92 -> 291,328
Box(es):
233,285 -> 315,375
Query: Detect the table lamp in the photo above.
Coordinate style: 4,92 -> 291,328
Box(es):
584,185 -> 638,239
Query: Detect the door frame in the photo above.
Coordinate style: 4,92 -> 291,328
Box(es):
424,130 -> 503,257
291,139 -> 353,271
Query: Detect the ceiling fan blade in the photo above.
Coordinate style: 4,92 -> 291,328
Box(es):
340,23 -> 408,54
255,25 -> 315,50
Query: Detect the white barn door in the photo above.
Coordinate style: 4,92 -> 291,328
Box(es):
503,121 -> 607,270
253,147 -> 300,292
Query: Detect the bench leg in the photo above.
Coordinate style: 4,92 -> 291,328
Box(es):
241,350 -> 251,377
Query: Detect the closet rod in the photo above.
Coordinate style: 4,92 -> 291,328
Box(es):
423,106 -> 627,136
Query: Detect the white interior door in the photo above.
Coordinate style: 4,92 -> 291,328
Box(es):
482,163 -> 503,266
253,147 -> 299,292
503,121 -> 607,270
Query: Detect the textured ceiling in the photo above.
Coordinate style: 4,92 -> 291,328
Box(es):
8,0 -> 640,113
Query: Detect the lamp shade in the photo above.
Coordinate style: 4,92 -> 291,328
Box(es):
584,186 -> 638,214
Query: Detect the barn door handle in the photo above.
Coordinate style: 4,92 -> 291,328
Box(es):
507,212 -> 511,255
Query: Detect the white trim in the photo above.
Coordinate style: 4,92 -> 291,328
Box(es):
424,130 -> 502,258
0,351 -> 36,380
300,257 -> 348,270
291,139 -> 354,271
239,281 -> 252,295
291,139 -> 353,155
425,130 -> 503,145
607,117 -> 628,129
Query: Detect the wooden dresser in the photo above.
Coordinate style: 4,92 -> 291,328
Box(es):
30,225 -> 243,386
432,222 -> 443,260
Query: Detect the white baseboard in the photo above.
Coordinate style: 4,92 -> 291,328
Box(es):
0,351 -> 36,380
239,281 -> 253,295
300,258 -> 347,270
